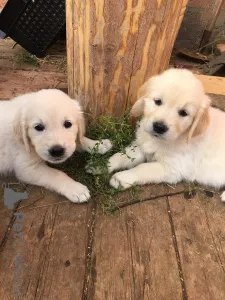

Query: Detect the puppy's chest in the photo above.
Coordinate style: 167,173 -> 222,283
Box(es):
136,129 -> 197,168
143,144 -> 171,162
0,146 -> 14,173
140,139 -> 195,168
139,139 -> 167,157
0,133 -> 17,173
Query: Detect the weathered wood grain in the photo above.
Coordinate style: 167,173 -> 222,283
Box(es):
85,192 -> 184,299
0,178 -> 23,247
66,0 -> 188,117
196,75 -> 225,96
0,187 -> 91,300
169,192 -> 225,300
0,189 -> 13,245
210,94 -> 225,110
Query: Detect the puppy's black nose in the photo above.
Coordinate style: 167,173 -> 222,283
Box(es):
49,145 -> 65,157
153,122 -> 168,135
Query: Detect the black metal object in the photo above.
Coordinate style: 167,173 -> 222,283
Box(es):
0,0 -> 66,57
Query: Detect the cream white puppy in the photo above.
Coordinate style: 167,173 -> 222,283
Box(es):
0,89 -> 112,203
108,68 -> 225,201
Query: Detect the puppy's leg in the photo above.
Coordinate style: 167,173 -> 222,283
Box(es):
108,142 -> 145,173
77,137 -> 112,154
110,162 -> 180,190
86,142 -> 145,175
15,162 -> 90,203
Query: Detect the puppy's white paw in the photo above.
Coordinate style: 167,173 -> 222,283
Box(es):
110,171 -> 137,190
108,152 -> 130,173
97,139 -> 113,154
220,191 -> 225,202
64,182 -> 90,203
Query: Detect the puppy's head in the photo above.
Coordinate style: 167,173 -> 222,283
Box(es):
14,89 -> 85,164
131,68 -> 211,142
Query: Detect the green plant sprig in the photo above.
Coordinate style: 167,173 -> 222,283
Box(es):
56,111 -> 140,214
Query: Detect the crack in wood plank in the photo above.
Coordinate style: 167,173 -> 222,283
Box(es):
82,202 -> 97,300
113,189 -> 185,211
125,217 -> 137,299
32,205 -> 59,299
204,207 -> 225,274
166,197 -> 188,300
126,33 -> 139,108
167,192 -> 225,299
0,201 -> 21,252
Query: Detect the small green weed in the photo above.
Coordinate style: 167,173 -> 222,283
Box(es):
15,51 -> 39,66
57,112 -> 141,214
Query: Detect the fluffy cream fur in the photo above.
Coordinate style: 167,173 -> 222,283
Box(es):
108,68 -> 225,201
0,89 -> 112,203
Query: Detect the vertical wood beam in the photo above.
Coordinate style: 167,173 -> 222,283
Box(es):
66,0 -> 188,117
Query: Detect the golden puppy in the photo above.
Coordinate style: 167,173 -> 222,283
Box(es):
107,68 -> 225,201
0,89 -> 112,203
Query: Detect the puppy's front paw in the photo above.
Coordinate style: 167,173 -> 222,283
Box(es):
64,182 -> 90,203
110,171 -> 137,190
98,139 -> 113,154
220,191 -> 225,202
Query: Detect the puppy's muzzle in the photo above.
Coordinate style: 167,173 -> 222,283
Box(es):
49,145 -> 65,158
153,122 -> 168,135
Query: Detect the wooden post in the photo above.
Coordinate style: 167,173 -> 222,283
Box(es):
66,0 -> 188,118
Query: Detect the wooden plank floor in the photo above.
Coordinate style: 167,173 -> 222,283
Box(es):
0,186 -> 93,300
169,192 -> 225,300
86,196 -> 183,299
1,182 -> 225,299
1,38 -> 225,299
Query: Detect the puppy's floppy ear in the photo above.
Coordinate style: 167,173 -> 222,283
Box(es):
130,80 -> 150,118
130,98 -> 145,118
13,108 -> 30,152
130,76 -> 156,118
187,95 -> 211,143
77,111 -> 86,145
72,100 -> 86,146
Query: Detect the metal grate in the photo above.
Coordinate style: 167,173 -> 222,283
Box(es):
0,0 -> 66,57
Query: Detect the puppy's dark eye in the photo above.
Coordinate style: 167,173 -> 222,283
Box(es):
179,109 -> 188,117
154,98 -> 162,106
64,120 -> 72,128
34,124 -> 45,131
